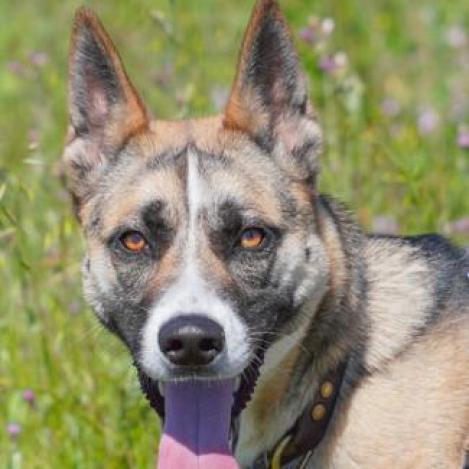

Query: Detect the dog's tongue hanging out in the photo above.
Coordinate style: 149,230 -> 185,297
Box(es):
157,379 -> 240,469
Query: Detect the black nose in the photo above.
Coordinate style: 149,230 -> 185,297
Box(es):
158,315 -> 225,366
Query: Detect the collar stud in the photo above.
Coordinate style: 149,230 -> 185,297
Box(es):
320,381 -> 334,399
311,403 -> 327,421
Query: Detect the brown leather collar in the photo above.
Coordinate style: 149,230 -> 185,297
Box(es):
251,360 -> 348,469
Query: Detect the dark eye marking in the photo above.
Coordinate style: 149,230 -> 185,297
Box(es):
141,200 -> 174,246
141,200 -> 167,233
208,199 -> 282,258
107,200 -> 174,261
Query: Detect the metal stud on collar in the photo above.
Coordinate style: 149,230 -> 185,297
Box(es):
262,360 -> 348,469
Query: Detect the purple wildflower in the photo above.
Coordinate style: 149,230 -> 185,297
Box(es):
319,56 -> 338,73
6,423 -> 21,440
299,16 -> 335,46
299,26 -> 317,45
318,52 -> 347,75
457,128 -> 469,149
447,217 -> 469,235
23,389 -> 36,405
417,107 -> 440,135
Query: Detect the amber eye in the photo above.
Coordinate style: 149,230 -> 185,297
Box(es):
239,228 -> 266,250
120,231 -> 147,253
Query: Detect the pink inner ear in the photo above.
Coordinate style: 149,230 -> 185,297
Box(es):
88,85 -> 110,127
80,60 -> 111,128
276,115 -> 311,152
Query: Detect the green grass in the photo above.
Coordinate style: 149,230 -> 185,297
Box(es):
0,0 -> 468,467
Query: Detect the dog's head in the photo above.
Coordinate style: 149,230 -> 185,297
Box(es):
63,0 -> 327,394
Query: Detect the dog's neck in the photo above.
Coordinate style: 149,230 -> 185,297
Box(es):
235,195 -> 367,467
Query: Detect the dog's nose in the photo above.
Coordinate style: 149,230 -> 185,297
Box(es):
158,315 -> 225,366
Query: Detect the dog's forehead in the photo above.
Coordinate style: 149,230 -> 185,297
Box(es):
90,116 -> 292,234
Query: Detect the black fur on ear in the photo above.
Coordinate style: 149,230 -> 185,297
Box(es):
68,7 -> 148,142
70,18 -> 121,136
63,7 -> 149,215
224,0 -> 322,177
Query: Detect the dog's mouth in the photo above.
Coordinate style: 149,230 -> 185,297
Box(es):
138,350 -> 265,419
137,349 -> 265,468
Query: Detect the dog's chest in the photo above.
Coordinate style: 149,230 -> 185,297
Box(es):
234,332 -> 311,467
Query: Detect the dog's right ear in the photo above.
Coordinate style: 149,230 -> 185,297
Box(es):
63,7 -> 148,215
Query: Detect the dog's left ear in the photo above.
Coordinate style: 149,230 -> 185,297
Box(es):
224,0 -> 321,176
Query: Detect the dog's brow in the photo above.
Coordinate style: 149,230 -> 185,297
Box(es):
145,148 -> 187,171
141,200 -> 168,231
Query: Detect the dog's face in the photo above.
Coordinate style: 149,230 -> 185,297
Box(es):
63,1 -> 327,386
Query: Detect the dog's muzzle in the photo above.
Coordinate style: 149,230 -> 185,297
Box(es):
137,334 -> 266,469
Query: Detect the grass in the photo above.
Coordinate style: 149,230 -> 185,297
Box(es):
0,0 -> 468,467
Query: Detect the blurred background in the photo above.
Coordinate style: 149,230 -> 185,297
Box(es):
0,0 -> 468,467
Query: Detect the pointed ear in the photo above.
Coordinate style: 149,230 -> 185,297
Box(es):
63,8 -> 149,212
224,0 -> 321,175
68,7 -> 148,144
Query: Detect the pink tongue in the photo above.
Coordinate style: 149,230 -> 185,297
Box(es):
157,379 -> 240,469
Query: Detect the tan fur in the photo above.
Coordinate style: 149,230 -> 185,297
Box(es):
200,245 -> 236,289
316,203 -> 348,296
318,314 -> 469,468
99,168 -> 184,238
250,344 -> 302,433
144,245 -> 182,294
363,239 -> 436,371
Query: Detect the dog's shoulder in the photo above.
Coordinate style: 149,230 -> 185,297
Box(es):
365,232 -> 468,316
360,232 -> 468,371
323,310 -> 469,469
322,234 -> 469,468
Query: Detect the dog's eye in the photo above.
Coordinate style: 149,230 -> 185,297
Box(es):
239,228 -> 266,250
120,231 -> 147,253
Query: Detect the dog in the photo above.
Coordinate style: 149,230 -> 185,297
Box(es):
62,0 -> 469,467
